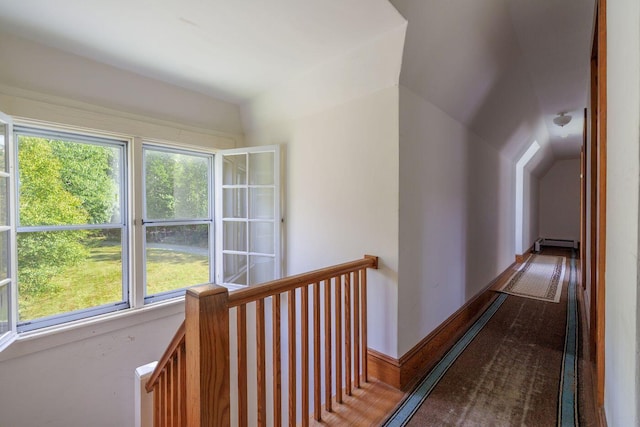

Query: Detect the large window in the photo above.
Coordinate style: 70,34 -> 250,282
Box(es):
0,116 -> 280,336
143,146 -> 213,303
15,128 -> 127,331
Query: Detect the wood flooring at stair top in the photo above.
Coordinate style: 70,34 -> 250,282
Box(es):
307,379 -> 403,426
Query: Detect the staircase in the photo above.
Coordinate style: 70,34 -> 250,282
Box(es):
142,255 -> 379,426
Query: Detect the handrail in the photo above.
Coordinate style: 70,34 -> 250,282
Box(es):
145,254 -> 379,426
227,255 -> 378,307
145,321 -> 185,393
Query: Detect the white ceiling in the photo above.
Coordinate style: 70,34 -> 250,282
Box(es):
0,0 -> 594,163
0,0 -> 405,103
392,0 -> 594,163
509,0 -> 595,159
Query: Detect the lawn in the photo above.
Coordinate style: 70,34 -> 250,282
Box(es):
18,243 -> 209,321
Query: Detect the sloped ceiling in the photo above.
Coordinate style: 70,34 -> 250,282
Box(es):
391,0 -> 594,172
0,0 -> 594,172
0,0 -> 405,103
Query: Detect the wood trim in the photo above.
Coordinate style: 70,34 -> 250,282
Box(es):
515,243 -> 535,263
581,109 -> 587,290
595,0 -> 607,406
589,36 -> 599,364
368,261 -> 519,390
367,348 -> 402,389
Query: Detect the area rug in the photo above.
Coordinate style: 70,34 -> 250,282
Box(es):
382,253 -> 579,426
498,254 -> 566,303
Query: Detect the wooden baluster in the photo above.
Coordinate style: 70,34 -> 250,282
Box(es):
185,285 -> 230,427
361,269 -> 368,382
159,373 -> 165,426
301,286 -> 309,427
273,294 -> 282,426
354,270 -> 360,389
257,299 -> 267,426
313,282 -> 321,421
178,346 -> 186,426
345,273 -> 352,396
163,371 -> 168,426
153,383 -> 159,427
288,289 -> 297,426
323,279 -> 332,413
169,359 -> 176,426
237,305 -> 248,427
335,275 -> 343,404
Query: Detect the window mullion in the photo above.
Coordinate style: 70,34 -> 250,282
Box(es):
131,137 -> 145,308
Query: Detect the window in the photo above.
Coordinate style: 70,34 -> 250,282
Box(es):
0,113 -> 281,337
0,112 -> 14,349
143,146 -> 213,303
217,149 -> 280,286
15,127 -> 127,332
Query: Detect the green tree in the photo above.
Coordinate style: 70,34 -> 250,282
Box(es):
145,151 -> 176,219
50,140 -> 119,224
17,137 -> 89,294
174,155 -> 208,219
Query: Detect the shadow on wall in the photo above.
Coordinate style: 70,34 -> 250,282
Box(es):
464,133 -> 504,299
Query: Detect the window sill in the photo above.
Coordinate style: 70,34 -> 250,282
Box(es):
0,297 -> 185,363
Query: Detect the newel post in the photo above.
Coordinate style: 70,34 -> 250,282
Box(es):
185,284 -> 231,426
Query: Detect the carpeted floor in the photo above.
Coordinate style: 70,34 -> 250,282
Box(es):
384,248 -> 590,426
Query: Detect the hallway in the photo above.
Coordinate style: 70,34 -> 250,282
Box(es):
320,247 -> 596,426
378,247 -> 596,426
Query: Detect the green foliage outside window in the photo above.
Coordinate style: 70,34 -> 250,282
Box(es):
17,136 -> 118,295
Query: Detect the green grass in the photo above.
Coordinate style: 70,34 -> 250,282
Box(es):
18,244 -> 209,321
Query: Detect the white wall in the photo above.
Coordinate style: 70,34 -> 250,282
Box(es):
524,166 -> 540,251
241,25 -> 405,359
605,0 -> 640,425
538,159 -> 581,241
397,86 -> 514,355
0,308 -> 184,427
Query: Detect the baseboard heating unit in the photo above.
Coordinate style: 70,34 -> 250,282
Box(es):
534,238 -> 578,252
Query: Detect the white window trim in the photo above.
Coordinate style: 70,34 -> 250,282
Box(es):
0,115 -> 282,354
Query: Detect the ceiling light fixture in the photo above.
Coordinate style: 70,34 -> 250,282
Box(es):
553,112 -> 572,127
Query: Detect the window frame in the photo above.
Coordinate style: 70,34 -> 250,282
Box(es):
0,111 -> 16,351
13,125 -> 130,332
141,143 -> 215,304
0,115 -> 282,340
215,146 -> 281,287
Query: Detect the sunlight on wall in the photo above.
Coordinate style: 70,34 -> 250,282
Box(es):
515,140 -> 540,254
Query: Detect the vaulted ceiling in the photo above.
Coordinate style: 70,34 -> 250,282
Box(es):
392,0 -> 594,168
0,0 -> 594,170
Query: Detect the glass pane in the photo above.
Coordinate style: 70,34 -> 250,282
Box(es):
0,231 -> 8,281
0,177 -> 7,226
223,188 -> 247,218
0,283 -> 8,335
17,229 -> 123,322
17,135 -> 122,226
224,253 -> 247,285
250,221 -> 274,254
249,152 -> 274,185
145,149 -> 210,220
249,256 -> 275,285
223,221 -> 247,252
0,123 -> 5,172
146,224 -> 209,295
223,154 -> 247,185
250,188 -> 274,220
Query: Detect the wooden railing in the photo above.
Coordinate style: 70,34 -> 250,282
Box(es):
146,255 -> 378,426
